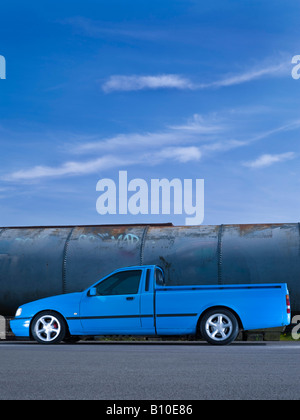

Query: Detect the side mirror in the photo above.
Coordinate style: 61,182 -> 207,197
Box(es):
88,287 -> 97,297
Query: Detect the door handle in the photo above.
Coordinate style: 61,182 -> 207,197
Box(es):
126,296 -> 134,301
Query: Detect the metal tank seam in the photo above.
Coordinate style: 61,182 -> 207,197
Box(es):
217,224 -> 224,285
140,225 -> 149,266
62,227 -> 76,294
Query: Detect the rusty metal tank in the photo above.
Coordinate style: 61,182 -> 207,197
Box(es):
0,223 -> 299,316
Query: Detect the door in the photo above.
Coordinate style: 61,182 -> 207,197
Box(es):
79,269 -> 143,334
154,267 -> 198,334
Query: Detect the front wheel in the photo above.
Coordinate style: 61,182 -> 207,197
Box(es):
31,311 -> 67,344
200,309 -> 239,345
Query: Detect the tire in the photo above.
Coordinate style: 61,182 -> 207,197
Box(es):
31,311 -> 67,344
200,308 -> 239,345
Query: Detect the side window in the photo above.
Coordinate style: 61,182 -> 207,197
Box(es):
155,268 -> 165,286
96,270 -> 142,296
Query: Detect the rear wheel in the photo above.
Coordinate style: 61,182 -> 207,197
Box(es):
31,311 -> 67,344
200,308 -> 239,345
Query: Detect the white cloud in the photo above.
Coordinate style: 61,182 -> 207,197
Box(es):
243,152 -> 296,168
2,145 -> 202,182
75,132 -> 180,153
102,59 -> 290,93
2,156 -> 133,181
199,62 -> 288,89
162,146 -> 201,163
169,114 -> 225,133
2,113 -> 299,182
102,74 -> 194,93
74,115 -> 222,155
151,146 -> 202,164
0,113 -> 218,182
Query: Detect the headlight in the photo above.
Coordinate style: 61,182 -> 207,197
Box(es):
15,308 -> 22,317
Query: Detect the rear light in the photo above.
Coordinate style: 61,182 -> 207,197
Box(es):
286,295 -> 291,314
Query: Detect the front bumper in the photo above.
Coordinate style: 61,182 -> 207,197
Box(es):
10,317 -> 32,338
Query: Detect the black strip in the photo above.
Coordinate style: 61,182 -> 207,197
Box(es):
10,317 -> 32,321
157,285 -> 282,291
67,314 -> 153,320
66,313 -> 196,321
157,313 -> 197,318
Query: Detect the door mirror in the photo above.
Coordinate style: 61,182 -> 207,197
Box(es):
88,287 -> 97,297
155,268 -> 165,286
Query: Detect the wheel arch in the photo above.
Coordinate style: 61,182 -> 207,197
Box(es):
29,309 -> 70,339
196,305 -> 244,336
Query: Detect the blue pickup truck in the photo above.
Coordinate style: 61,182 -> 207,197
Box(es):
10,265 -> 291,345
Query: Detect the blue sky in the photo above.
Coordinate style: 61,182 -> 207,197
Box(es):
0,0 -> 300,226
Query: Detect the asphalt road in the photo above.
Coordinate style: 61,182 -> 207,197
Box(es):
1,341 -> 300,400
